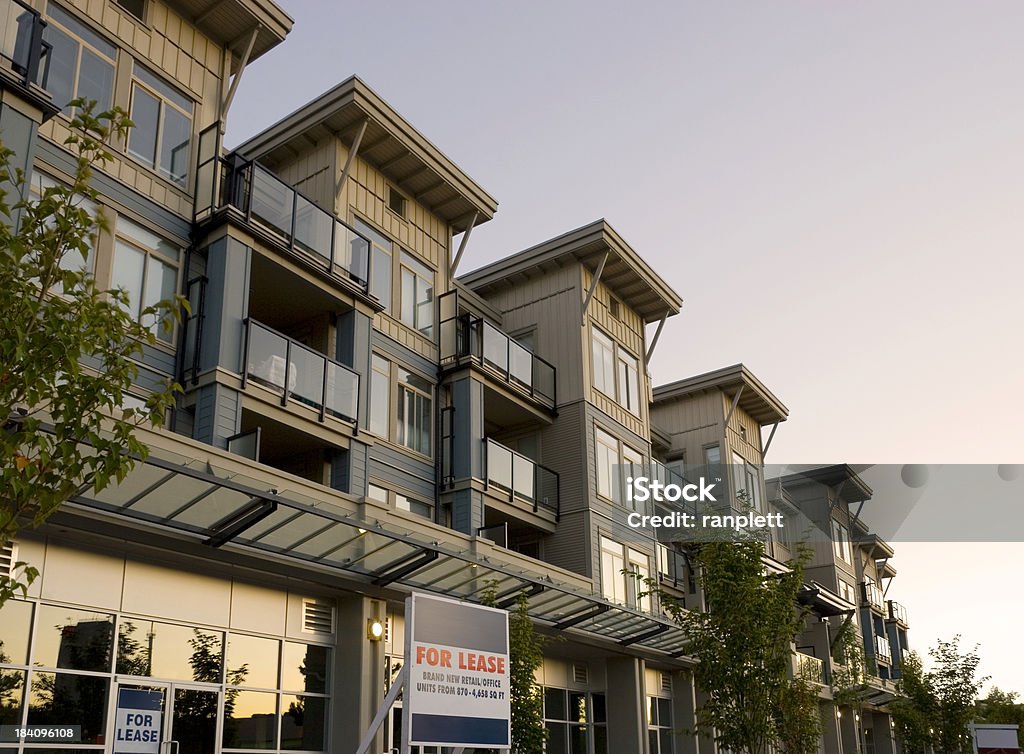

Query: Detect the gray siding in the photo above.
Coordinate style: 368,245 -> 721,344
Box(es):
368,443 -> 435,503
193,383 -> 240,448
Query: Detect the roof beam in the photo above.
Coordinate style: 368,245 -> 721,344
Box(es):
220,25 -> 260,129
378,148 -> 411,172
335,117 -> 368,205
645,313 -> 667,366
554,603 -> 609,630
580,251 -> 610,326
762,421 -> 779,458
449,211 -> 478,278
204,498 -> 277,548
619,623 -> 670,646
194,0 -> 226,26
373,549 -> 438,586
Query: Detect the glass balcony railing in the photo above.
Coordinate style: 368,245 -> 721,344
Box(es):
887,600 -> 908,625
438,290 -> 556,410
0,0 -> 50,88
483,438 -> 559,518
874,635 -> 892,663
796,652 -> 825,684
242,318 -> 359,423
193,134 -> 372,294
862,582 -> 885,612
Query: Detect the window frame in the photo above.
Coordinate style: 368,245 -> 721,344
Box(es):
126,64 -> 194,187
111,214 -> 182,345
396,366 -> 432,456
590,325 -> 643,417
398,250 -> 434,338
42,4 -> 117,118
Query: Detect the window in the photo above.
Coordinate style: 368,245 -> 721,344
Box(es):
591,327 -> 642,416
397,367 -> 431,455
704,445 -> 721,466
395,494 -> 432,519
595,428 -> 618,501
648,696 -> 674,754
367,483 -> 388,503
29,171 -> 97,276
399,251 -> 434,337
128,65 -> 193,186
544,689 -> 607,754
387,186 -> 406,217
617,349 -> 641,415
115,0 -> 146,22
600,536 -> 626,604
43,5 -> 116,116
369,354 -> 390,437
622,445 -> 643,512
591,328 -> 615,398
112,216 -> 180,343
601,538 -> 651,612
355,219 -> 392,311
832,521 -> 851,563
627,547 -> 651,612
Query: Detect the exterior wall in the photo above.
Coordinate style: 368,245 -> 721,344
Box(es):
650,391 -> 724,465
37,0 -> 228,219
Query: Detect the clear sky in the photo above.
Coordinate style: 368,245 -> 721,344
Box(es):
224,1 -> 1024,695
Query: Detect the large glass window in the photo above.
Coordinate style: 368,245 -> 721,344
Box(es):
28,672 -> 109,743
396,368 -> 431,455
32,605 -> 114,672
399,252 -> 434,337
627,547 -> 651,612
595,428 -> 618,502
354,219 -> 393,312
591,329 -> 615,398
112,216 -> 180,343
600,537 -> 627,605
369,354 -> 390,437
29,171 -> 98,276
622,445 -> 643,512
544,688 -> 606,754
591,327 -> 642,416
648,696 -> 674,754
832,521 -> 851,563
128,65 -> 193,186
43,5 -> 116,116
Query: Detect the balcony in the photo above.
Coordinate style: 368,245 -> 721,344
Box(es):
0,0 -> 50,89
194,137 -> 373,298
862,581 -> 885,613
242,319 -> 359,423
439,291 -> 556,412
796,651 -> 825,685
887,600 -> 908,626
483,438 -> 559,519
874,635 -> 892,663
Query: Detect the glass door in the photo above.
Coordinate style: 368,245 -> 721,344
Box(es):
112,682 -> 220,754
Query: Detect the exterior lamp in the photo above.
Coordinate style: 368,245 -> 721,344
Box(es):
367,618 -> 385,641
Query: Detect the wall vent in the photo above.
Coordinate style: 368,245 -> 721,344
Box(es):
661,671 -> 672,694
302,599 -> 335,635
572,663 -> 589,684
0,541 -> 17,579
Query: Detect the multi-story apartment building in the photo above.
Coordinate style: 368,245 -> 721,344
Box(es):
1,4 -> 911,754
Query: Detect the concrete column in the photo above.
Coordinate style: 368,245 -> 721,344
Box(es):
671,671 -> 699,754
839,706 -> 860,754
872,712 -> 896,754
606,656 -> 647,754
333,595 -> 386,754
821,704 -> 842,754
695,682 -> 717,754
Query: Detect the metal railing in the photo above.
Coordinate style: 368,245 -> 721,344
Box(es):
874,635 -> 892,662
241,318 -> 359,423
862,582 -> 885,612
483,438 -> 559,518
194,135 -> 372,293
796,651 -> 825,684
887,600 -> 908,625
438,291 -> 556,410
0,0 -> 49,88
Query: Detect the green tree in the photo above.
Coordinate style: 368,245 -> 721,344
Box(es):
892,637 -> 987,754
976,688 -> 1024,750
481,584 -> 549,754
648,537 -> 818,754
0,100 -> 183,606
831,617 -> 872,753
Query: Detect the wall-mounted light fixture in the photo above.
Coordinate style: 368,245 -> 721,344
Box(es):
367,618 -> 385,641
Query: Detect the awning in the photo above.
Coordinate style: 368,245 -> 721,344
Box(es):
67,434 -> 692,660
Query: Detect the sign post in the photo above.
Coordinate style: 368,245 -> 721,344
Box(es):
403,592 -> 511,751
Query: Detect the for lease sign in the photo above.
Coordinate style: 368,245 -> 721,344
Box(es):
404,593 -> 511,748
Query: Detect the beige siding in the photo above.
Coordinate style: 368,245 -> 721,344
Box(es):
723,398 -> 764,466
650,391 -> 725,463
38,0 -> 227,218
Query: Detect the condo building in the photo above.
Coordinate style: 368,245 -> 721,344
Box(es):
1,3 -> 910,754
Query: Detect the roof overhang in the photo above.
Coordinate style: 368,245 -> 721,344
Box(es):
459,219 -> 683,323
61,425 -> 691,661
233,76 -> 497,233
774,464 -> 873,505
798,581 -> 855,617
168,0 -> 292,66
653,364 -> 789,425
856,532 -> 895,560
